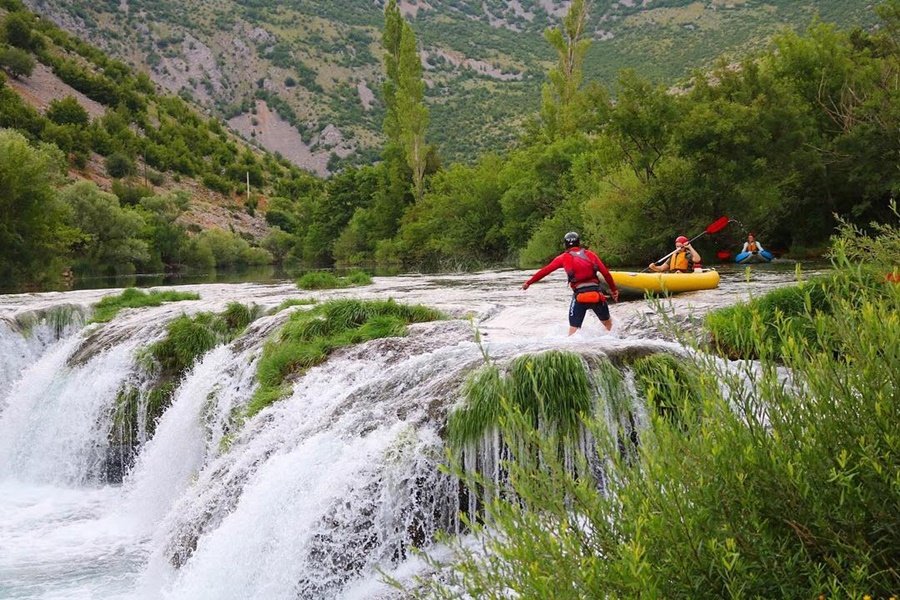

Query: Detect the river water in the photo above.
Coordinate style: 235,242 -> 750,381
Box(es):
0,263 -> 820,600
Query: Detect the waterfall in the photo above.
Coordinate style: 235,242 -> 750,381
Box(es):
0,268 -> 806,599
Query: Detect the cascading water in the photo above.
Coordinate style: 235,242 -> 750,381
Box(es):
0,266 -> 815,599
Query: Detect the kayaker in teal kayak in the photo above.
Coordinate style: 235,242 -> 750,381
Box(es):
735,233 -> 774,263
741,233 -> 765,255
522,232 -> 619,336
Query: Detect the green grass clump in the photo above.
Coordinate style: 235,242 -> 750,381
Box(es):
110,303 -> 261,446
247,299 -> 444,418
296,271 -> 343,289
273,297 -> 318,313
632,353 -> 702,423
295,269 -> 373,290
343,270 -> 373,286
91,288 -> 199,323
706,271 -> 888,359
705,275 -> 831,359
448,351 -> 592,448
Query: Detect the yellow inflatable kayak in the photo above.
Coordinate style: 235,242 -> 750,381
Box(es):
610,269 -> 720,296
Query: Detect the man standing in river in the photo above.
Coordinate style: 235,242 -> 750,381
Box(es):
521,231 -> 619,335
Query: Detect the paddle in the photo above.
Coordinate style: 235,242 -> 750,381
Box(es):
641,216 -> 730,273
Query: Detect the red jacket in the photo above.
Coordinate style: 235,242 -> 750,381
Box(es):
526,247 -> 618,294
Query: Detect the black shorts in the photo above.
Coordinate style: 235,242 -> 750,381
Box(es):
568,295 -> 610,328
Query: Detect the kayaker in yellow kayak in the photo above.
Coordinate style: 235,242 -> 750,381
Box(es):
648,235 -> 702,273
522,231 -> 619,335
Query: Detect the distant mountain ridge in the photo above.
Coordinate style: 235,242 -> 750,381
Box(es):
23,0 -> 880,172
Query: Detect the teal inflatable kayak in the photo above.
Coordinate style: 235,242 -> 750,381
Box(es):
735,250 -> 774,263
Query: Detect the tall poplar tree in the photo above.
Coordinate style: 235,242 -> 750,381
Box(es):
382,0 -> 429,203
540,0 -> 592,139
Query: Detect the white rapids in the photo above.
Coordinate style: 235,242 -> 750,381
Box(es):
0,265 -> 812,599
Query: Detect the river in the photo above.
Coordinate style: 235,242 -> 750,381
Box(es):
0,263 -> 821,599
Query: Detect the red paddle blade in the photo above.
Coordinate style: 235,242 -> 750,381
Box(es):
716,250 -> 731,260
705,216 -> 730,235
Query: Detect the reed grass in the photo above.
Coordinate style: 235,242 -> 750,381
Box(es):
447,351 -> 592,448
706,271 -> 886,359
295,269 -> 373,290
247,299 -> 444,418
632,354 -> 702,425
90,288 -> 199,323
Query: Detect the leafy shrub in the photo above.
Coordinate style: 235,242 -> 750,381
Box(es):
0,45 -> 35,78
105,151 -> 135,178
45,96 -> 90,126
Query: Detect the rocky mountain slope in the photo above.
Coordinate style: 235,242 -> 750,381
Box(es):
23,0 -> 880,172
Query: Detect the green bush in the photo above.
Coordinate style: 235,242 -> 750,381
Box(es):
0,45 -> 35,78
104,151 -> 135,178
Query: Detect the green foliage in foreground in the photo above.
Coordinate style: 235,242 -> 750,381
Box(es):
248,299 -> 443,418
295,270 -> 373,290
447,351 -> 593,448
410,250 -> 900,598
90,287 -> 199,323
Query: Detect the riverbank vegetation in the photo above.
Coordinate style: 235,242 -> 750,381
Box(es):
409,226 -> 899,597
261,0 -> 900,273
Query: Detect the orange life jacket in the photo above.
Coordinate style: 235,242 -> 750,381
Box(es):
668,250 -> 692,272
747,241 -> 758,252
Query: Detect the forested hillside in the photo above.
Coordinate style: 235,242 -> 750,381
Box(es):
0,0 -> 323,288
3,0 -> 897,293
22,0 -> 878,169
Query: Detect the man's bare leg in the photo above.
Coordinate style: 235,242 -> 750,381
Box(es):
601,319 -> 612,331
568,326 -> 579,336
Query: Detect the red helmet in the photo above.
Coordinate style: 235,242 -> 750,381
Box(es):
675,236 -> 689,244
747,233 -> 755,238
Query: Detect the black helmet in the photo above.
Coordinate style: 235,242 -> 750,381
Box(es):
563,231 -> 580,248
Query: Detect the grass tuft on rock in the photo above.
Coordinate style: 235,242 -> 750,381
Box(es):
111,302 -> 262,448
91,288 -> 199,323
247,298 -> 444,418
295,269 -> 373,290
448,351 -> 592,448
